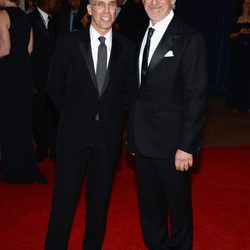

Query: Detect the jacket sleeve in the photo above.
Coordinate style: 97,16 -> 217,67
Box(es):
47,36 -> 69,115
121,39 -> 137,112
178,32 -> 208,155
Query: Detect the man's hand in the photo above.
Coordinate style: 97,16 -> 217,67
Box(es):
175,149 -> 193,172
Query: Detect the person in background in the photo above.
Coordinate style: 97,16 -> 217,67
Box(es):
113,0 -> 148,40
44,0 -> 135,248
227,0 -> 250,112
29,0 -> 60,163
54,0 -> 86,37
25,0 -> 36,13
128,0 -> 207,249
0,0 -> 47,183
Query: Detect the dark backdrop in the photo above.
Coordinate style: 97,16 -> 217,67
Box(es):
176,0 -> 242,94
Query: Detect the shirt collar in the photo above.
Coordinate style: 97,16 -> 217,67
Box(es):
89,25 -> 112,45
148,10 -> 174,36
37,6 -> 49,21
70,9 -> 78,14
121,0 -> 128,6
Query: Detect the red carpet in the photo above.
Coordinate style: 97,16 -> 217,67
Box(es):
0,146 -> 250,249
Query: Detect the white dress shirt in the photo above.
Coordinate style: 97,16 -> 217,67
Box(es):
89,25 -> 112,72
37,7 -> 50,29
139,10 -> 174,84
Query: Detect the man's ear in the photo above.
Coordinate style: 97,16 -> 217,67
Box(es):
87,4 -> 92,16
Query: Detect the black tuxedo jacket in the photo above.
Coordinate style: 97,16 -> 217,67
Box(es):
114,0 -> 148,39
47,28 -> 136,157
29,8 -> 55,91
54,8 -> 84,37
128,17 -> 208,158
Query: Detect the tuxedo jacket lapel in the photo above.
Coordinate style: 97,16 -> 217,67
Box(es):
143,17 -> 178,81
79,30 -> 123,97
147,32 -> 174,76
136,28 -> 146,88
78,30 -> 99,92
34,9 -> 51,41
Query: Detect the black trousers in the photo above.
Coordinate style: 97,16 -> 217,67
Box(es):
135,152 -> 193,250
45,121 -> 116,250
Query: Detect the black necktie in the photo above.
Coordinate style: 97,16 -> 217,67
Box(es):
71,11 -> 78,32
141,27 -> 155,81
96,36 -> 107,94
47,15 -> 52,29
47,15 -> 53,35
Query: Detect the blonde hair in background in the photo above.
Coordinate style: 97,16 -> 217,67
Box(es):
0,0 -> 22,7
10,0 -> 21,5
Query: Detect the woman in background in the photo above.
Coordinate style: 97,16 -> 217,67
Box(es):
25,0 -> 36,14
0,0 -> 47,183
227,0 -> 250,112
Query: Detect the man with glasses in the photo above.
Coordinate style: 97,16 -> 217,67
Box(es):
44,0 -> 135,248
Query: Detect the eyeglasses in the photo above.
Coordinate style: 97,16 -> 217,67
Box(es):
91,1 -> 117,10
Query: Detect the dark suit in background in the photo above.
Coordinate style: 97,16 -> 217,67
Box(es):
54,0 -> 87,37
114,0 -> 148,40
29,7 -> 57,162
54,8 -> 83,36
45,22 -> 135,249
128,2 -> 207,249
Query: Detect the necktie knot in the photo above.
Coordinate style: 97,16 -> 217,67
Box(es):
47,15 -> 52,23
147,27 -> 155,39
98,36 -> 106,46
72,11 -> 77,17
